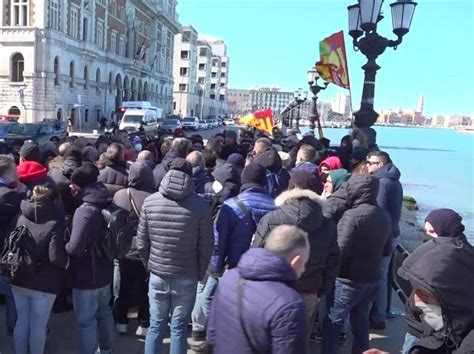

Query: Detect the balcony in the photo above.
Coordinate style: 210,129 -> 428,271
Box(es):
145,0 -> 181,34
0,27 -> 38,44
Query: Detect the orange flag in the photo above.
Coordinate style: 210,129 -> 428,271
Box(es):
316,31 -> 351,90
237,108 -> 274,135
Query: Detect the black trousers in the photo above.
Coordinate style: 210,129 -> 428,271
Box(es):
113,259 -> 150,327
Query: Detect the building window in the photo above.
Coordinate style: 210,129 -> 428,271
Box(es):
84,109 -> 89,123
54,56 -> 60,85
220,83 -> 225,87
83,65 -> 88,89
119,36 -> 125,56
108,72 -> 113,93
198,77 -> 205,84
69,61 -> 75,87
210,84 -> 216,89
96,68 -> 101,92
210,94 -> 215,100
82,17 -> 89,41
179,84 -> 186,92
221,62 -> 227,68
110,32 -> 117,54
96,22 -> 104,49
180,51 -> 189,60
12,0 -> 28,26
11,53 -> 24,82
219,95 -> 225,101
48,0 -> 60,30
199,48 -> 207,57
182,32 -> 190,43
212,59 -> 219,67
211,72 -> 217,78
198,63 -> 205,70
69,7 -> 78,38
221,73 -> 226,78
179,67 -> 188,76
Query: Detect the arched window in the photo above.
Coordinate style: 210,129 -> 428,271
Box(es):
54,56 -> 60,85
96,68 -> 101,92
11,53 -> 24,82
69,61 -> 75,87
83,65 -> 88,89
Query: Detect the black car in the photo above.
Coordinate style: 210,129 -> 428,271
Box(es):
5,121 -> 67,149
158,119 -> 182,134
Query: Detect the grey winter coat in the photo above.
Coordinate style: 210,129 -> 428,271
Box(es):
136,170 -> 213,280
98,158 -> 128,196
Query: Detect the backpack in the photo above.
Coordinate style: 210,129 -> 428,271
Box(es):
88,191 -> 139,261
265,169 -> 282,198
0,226 -> 39,280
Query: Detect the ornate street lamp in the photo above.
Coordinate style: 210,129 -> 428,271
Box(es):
348,0 -> 417,128
293,89 -> 307,131
307,68 -> 329,137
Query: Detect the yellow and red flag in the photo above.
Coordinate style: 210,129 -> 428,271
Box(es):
316,31 -> 351,90
237,108 -> 274,135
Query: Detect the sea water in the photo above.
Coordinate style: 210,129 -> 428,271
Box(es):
312,126 -> 474,243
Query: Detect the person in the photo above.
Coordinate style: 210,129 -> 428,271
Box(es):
203,149 -> 217,180
207,225 -> 310,354
338,135 -> 353,171
252,137 -> 273,157
136,158 -> 213,354
252,171 -> 339,347
66,163 -> 114,354
322,174 -> 391,354
351,128 -> 369,149
205,137 -> 225,167
11,185 -> 68,354
97,143 -> 128,196
0,155 -> 24,335
137,150 -> 156,170
186,150 -> 211,194
212,163 -> 276,276
112,162 -> 155,337
398,210 -> 474,354
226,152 -> 245,176
322,168 -> 350,198
100,116 -> 108,131
16,142 -> 52,192
319,156 -> 343,174
221,130 -> 240,160
253,145 -> 291,197
401,209 -> 471,353
350,146 -> 369,173
367,151 -> 403,329
153,138 -> 191,189
291,144 -> 323,194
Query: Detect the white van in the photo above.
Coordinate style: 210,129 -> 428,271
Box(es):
182,116 -> 199,131
119,109 -> 158,136
120,101 -> 164,122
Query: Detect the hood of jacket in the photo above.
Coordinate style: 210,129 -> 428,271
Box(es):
62,157 -> 82,179
82,145 -> 100,163
128,162 -> 155,192
159,170 -> 194,201
374,163 -> 401,181
328,169 -> 350,192
398,236 -> 474,344
275,189 -> 325,230
320,156 -> 343,171
212,162 -> 241,187
345,174 -> 379,206
292,161 -> 319,176
103,158 -> 127,173
238,248 -> 298,288
17,161 -> 48,183
20,198 -> 58,224
254,147 -> 282,172
80,182 -> 109,207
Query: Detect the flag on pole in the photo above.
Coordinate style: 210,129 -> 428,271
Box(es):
316,31 -> 351,90
135,41 -> 147,61
237,108 -> 274,135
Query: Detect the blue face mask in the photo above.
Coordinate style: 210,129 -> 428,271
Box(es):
0,177 -> 17,189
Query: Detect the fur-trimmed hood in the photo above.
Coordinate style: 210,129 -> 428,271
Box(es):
274,188 -> 326,231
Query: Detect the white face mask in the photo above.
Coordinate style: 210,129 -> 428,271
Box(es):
415,299 -> 444,331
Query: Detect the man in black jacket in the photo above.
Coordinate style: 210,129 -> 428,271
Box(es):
97,143 -> 128,196
252,171 -> 339,346
322,174 -> 391,354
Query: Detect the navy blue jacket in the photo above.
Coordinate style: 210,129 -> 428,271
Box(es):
207,248 -> 305,354
212,186 -> 275,273
374,163 -> 403,238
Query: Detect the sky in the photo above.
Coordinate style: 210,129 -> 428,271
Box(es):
178,0 -> 474,116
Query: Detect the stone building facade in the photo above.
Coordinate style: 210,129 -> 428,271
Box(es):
0,0 -> 180,131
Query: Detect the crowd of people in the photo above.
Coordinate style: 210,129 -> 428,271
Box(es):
0,125 -> 472,354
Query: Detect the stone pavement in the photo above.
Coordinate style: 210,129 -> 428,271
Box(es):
0,298 -> 407,354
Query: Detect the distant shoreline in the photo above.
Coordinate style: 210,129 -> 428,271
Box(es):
374,124 -> 474,132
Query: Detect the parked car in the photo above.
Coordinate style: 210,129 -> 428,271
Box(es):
5,121 -> 67,148
209,119 -> 219,129
197,120 -> 207,130
224,118 -> 235,126
182,117 -> 199,131
0,121 -> 19,142
119,109 -> 159,136
158,119 -> 182,134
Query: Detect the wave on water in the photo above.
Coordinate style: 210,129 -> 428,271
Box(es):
381,146 -> 455,152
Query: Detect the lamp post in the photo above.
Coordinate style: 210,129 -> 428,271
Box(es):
294,88 -> 307,131
348,0 -> 417,128
307,68 -> 329,137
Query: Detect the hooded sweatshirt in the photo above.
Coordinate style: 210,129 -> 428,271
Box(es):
328,168 -> 350,192
320,156 -> 343,171
136,170 -> 213,280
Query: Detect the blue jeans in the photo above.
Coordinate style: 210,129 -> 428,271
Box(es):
12,286 -> 56,354
145,274 -> 198,354
402,332 -> 419,354
322,280 -> 378,354
191,274 -> 218,333
0,274 -> 17,330
371,237 -> 400,322
72,285 -> 114,354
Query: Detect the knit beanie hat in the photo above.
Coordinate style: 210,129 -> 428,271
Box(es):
241,163 -> 267,190
20,142 -> 40,162
71,163 -> 99,188
425,209 -> 465,238
351,146 -> 369,163
227,153 -> 245,168
288,171 -> 319,193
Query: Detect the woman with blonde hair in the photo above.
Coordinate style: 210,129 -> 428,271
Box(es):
11,184 -> 68,354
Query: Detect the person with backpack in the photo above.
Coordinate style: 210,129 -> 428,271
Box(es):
253,144 -> 290,198
65,163 -> 114,354
9,184 -> 68,354
212,163 -> 276,277
112,162 -> 154,337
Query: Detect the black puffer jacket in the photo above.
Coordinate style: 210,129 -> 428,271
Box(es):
399,236 -> 474,353
0,184 -> 23,245
136,170 -> 213,280
49,154 -> 82,215
252,189 -> 339,294
336,175 -> 391,283
98,158 -> 128,196
13,199 -> 68,294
